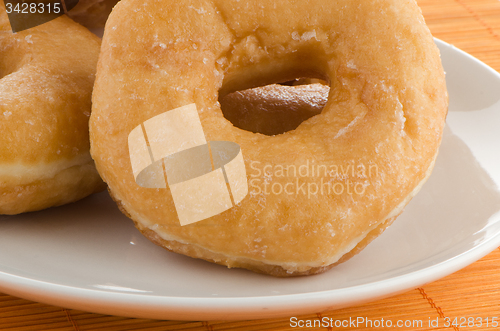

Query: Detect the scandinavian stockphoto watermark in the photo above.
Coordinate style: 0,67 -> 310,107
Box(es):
249,160 -> 379,199
4,0 -> 80,33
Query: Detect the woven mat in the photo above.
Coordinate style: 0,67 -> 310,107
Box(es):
2,0 -> 500,329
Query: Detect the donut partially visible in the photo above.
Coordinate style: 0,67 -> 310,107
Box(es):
0,9 -> 105,214
67,0 -> 120,28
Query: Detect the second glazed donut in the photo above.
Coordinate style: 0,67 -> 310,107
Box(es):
0,9 -> 104,214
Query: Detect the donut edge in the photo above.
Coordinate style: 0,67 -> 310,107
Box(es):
0,161 -> 106,215
136,214 -> 398,277
109,151 -> 438,277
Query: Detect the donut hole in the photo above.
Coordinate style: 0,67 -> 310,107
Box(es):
220,78 -> 329,136
0,42 -> 27,79
0,61 -> 21,79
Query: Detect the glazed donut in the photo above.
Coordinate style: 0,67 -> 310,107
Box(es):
91,0 -> 448,276
66,0 -> 120,28
0,9 -> 105,214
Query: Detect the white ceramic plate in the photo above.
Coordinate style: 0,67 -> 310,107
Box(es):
1,39 -> 500,321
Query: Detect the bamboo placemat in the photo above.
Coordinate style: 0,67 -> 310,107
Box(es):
2,0 -> 500,330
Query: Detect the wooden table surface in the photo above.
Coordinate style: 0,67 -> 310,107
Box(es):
1,0 -> 500,329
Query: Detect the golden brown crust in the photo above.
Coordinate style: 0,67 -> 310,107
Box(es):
110,188 -> 397,277
138,214 -> 399,277
0,10 -> 105,214
0,163 -> 105,214
91,0 -> 448,276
